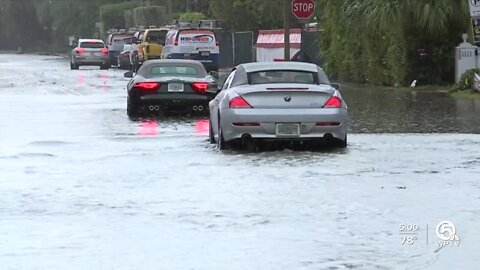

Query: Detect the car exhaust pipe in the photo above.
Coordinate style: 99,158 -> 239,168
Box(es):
324,133 -> 334,141
197,105 -> 204,111
149,105 -> 155,111
154,105 -> 160,111
241,134 -> 252,144
192,105 -> 198,111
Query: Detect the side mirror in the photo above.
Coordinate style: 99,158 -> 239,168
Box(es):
124,71 -> 134,78
331,83 -> 341,91
208,71 -> 219,80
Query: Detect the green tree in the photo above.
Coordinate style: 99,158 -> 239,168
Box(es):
320,0 -> 469,86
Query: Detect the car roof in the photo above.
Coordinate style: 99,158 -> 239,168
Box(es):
78,39 -> 104,43
240,61 -> 319,73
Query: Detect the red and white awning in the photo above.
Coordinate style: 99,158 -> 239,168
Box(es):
256,29 -> 302,49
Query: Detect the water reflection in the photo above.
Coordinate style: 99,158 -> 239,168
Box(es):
136,117 -> 209,137
342,86 -> 480,133
195,119 -> 209,135
137,120 -> 158,137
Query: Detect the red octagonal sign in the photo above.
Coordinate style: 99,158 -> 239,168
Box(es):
292,0 -> 316,20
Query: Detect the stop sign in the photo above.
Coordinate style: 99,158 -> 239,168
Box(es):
291,0 -> 315,20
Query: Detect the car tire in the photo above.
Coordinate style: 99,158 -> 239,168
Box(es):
127,96 -> 140,118
209,120 -> 215,144
71,62 -> 79,70
336,135 -> 347,148
217,115 -> 228,150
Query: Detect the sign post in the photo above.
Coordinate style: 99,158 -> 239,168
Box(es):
284,0 -> 290,61
286,0 -> 315,61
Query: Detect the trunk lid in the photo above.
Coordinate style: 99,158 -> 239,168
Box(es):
235,84 -> 335,109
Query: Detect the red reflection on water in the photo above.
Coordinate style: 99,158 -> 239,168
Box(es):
100,73 -> 109,92
76,73 -> 85,85
138,120 -> 158,137
195,119 -> 210,135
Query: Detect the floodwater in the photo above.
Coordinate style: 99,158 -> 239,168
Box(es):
1,54 -> 479,270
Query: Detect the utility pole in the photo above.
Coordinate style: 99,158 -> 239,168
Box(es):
284,0 -> 290,61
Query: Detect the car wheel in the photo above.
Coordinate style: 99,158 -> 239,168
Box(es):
209,120 -> 215,144
127,96 -> 140,118
336,135 -> 347,148
217,116 -> 228,150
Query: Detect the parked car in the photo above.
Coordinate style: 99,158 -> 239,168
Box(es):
117,44 -> 133,70
125,59 -> 217,117
208,62 -> 348,150
162,28 -> 219,72
137,28 -> 168,66
107,32 -> 134,67
70,39 -> 109,70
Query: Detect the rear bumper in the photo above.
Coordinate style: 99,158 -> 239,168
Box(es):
74,56 -> 109,66
220,108 -> 348,142
133,93 -> 210,111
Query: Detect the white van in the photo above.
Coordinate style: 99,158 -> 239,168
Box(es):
162,29 -> 220,72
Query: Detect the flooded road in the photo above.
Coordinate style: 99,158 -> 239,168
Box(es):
1,54 -> 480,270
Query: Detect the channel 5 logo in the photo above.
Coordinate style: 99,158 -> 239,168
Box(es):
436,220 -> 460,248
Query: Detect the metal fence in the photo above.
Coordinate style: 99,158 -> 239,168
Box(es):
219,31 -> 255,68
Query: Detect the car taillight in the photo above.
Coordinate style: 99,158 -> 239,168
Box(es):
229,96 -> 252,108
100,48 -> 108,54
323,96 -> 342,108
192,82 -> 209,93
133,82 -> 160,91
75,48 -> 86,54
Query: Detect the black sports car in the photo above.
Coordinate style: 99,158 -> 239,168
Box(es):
125,59 -> 218,117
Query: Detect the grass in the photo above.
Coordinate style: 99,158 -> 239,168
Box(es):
449,90 -> 480,99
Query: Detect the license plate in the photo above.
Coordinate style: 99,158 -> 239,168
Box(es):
168,83 -> 184,92
200,51 -> 210,56
275,123 -> 300,137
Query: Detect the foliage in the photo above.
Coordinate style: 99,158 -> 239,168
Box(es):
452,69 -> 480,91
209,0 -> 294,31
133,6 -> 167,28
100,1 -> 138,30
319,0 -> 469,86
178,12 -> 207,21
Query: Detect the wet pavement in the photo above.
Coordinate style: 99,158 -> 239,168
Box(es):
1,54 -> 480,270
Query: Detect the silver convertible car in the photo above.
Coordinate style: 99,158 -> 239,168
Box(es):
208,62 -> 348,150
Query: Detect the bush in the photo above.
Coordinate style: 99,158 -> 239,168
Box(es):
133,6 -> 167,28
178,12 -> 207,21
100,1 -> 138,30
452,69 -> 480,91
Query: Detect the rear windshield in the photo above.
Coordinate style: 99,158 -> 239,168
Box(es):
145,30 -> 167,44
80,41 -> 105,49
248,70 -> 319,85
150,65 -> 202,78
111,35 -> 133,50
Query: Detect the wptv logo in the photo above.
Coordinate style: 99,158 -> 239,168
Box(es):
435,220 -> 460,248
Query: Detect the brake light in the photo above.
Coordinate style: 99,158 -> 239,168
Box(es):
323,96 -> 342,108
133,82 -> 160,91
229,96 -> 252,108
75,48 -> 86,54
100,48 -> 108,54
192,82 -> 209,93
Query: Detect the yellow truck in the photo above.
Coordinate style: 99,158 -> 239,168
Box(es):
137,28 -> 169,65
